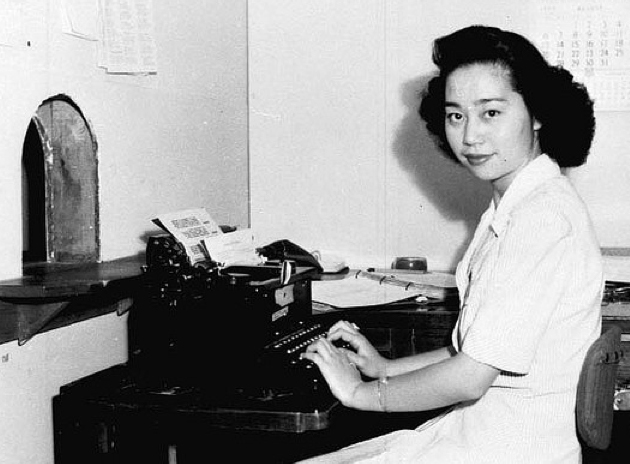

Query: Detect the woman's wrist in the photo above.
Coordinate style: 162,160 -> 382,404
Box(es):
345,381 -> 370,410
347,379 -> 388,412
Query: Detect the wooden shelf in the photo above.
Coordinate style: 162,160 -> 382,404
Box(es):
0,255 -> 145,345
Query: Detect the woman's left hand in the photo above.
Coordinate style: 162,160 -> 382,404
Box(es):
301,337 -> 363,406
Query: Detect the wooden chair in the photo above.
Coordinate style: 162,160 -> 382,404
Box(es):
576,325 -> 623,463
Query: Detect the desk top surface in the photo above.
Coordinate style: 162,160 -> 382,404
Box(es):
57,362 -> 339,433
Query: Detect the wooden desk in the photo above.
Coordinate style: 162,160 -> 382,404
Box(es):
52,307 -> 457,463
53,296 -> 630,464
52,362 -> 344,463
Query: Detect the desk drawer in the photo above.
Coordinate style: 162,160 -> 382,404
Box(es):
314,309 -> 458,360
363,326 -> 453,359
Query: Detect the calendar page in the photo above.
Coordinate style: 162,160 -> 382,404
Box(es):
531,0 -> 630,111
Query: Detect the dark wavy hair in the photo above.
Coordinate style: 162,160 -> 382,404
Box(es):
419,25 -> 595,168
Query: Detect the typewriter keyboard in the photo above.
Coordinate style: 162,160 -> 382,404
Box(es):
251,320 -> 357,399
251,322 -> 330,398
269,321 -> 327,360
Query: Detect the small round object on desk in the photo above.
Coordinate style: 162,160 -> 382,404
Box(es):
392,256 -> 427,272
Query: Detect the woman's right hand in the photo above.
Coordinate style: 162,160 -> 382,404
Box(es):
326,320 -> 389,379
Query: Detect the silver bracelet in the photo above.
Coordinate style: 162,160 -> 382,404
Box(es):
376,377 -> 389,412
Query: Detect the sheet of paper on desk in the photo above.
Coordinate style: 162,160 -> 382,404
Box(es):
312,278 -> 426,309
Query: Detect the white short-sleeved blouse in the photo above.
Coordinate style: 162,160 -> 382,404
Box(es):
299,155 -> 603,464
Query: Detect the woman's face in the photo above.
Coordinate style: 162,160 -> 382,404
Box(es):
444,63 -> 541,200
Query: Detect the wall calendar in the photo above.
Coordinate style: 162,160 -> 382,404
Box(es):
531,0 -> 630,111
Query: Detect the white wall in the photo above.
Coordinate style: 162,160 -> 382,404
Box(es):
0,1 -> 248,462
0,314 -> 129,464
249,0 -> 389,266
249,0 -> 630,271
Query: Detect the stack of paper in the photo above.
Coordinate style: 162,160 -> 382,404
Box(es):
312,270 -> 457,309
312,277 -> 426,309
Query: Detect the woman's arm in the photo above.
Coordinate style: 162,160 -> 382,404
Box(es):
349,351 -> 499,412
305,322 -> 500,413
385,345 -> 456,377
325,321 -> 455,379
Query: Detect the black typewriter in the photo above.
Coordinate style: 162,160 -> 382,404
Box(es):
130,234 -> 333,400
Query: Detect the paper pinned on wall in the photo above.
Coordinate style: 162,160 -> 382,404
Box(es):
97,0 -> 158,74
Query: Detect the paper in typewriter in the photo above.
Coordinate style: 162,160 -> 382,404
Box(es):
153,207 -> 223,265
153,208 -> 263,267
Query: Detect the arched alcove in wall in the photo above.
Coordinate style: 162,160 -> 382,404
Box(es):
22,95 -> 100,264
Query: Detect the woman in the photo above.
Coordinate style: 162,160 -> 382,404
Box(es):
300,25 -> 602,463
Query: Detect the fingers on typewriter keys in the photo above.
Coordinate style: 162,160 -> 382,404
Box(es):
328,320 -> 360,335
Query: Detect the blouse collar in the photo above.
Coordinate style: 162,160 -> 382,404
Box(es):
485,154 -> 562,237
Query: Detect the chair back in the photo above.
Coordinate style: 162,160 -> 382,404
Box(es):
576,325 -> 623,450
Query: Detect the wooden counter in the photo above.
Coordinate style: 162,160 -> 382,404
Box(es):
0,255 -> 144,345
